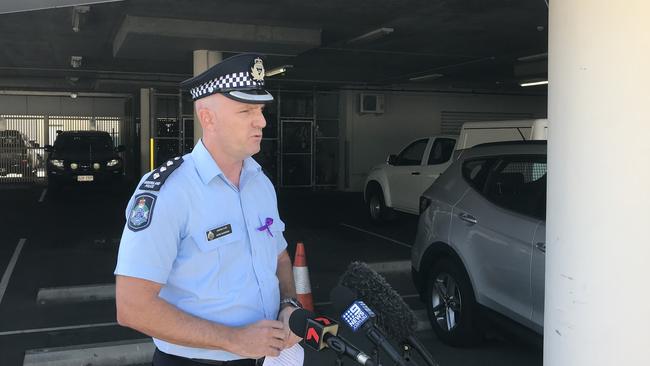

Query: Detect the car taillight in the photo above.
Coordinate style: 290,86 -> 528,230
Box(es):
419,196 -> 432,215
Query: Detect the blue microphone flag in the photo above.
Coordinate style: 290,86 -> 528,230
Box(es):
342,300 -> 375,332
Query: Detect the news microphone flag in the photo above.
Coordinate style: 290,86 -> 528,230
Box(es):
303,315 -> 339,351
342,300 -> 376,332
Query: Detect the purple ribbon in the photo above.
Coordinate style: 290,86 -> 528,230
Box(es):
257,217 -> 274,237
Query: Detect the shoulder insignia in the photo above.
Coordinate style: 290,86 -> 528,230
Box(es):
128,193 -> 157,232
139,157 -> 184,191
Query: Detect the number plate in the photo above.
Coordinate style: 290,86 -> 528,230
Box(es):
77,175 -> 94,182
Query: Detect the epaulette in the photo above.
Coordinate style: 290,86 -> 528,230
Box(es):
139,156 -> 184,191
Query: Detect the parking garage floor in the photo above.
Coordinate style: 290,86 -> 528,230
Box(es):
0,181 -> 542,366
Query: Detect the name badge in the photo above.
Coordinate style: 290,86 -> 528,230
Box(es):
206,224 -> 232,241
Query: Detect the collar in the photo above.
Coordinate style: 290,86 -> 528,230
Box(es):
191,139 -> 262,185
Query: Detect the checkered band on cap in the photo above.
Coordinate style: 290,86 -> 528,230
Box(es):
189,71 -> 265,100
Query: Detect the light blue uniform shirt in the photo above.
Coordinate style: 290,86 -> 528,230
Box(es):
115,140 -> 287,361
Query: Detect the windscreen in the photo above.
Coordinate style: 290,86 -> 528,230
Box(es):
55,134 -> 114,153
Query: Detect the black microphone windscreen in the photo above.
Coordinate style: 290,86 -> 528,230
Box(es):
339,261 -> 417,342
329,285 -> 358,314
288,308 -> 315,336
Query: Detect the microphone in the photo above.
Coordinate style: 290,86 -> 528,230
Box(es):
331,286 -> 409,366
337,262 -> 439,366
289,308 -> 375,366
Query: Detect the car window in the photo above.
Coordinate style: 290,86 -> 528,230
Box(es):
484,156 -> 547,220
0,132 -> 25,148
394,139 -> 428,166
427,138 -> 456,165
462,158 -> 495,192
55,134 -> 114,153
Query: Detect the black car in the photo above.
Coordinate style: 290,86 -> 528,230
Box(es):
0,130 -> 38,177
45,131 -> 125,188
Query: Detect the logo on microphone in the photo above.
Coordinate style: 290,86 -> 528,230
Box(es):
342,301 -> 375,332
304,315 -> 339,351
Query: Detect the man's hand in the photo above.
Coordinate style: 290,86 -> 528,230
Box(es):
229,320 -> 286,358
278,306 -> 302,349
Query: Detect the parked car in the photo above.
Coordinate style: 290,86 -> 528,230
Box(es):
45,130 -> 125,189
411,141 -> 547,346
0,129 -> 38,177
364,136 -> 457,221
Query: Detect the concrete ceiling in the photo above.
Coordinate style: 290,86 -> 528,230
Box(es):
0,0 -> 549,94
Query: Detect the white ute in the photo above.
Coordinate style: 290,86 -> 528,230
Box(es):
363,118 -> 547,222
364,136 -> 457,221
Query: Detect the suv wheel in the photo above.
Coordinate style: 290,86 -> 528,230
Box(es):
368,189 -> 394,222
426,258 -> 481,346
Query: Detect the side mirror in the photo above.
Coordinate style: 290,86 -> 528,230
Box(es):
44,145 -> 53,153
116,145 -> 126,152
387,154 -> 397,165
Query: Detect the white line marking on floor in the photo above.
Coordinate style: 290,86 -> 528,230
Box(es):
414,309 -> 432,331
0,322 -> 118,337
23,338 -> 153,366
0,238 -> 26,305
313,294 -> 420,308
37,283 -> 115,304
367,260 -> 412,273
339,223 -> 412,249
37,188 -> 47,203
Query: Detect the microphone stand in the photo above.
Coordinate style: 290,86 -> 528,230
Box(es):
373,346 -> 380,366
405,335 -> 439,366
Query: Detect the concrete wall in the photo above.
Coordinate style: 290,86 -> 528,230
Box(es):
341,90 -> 547,191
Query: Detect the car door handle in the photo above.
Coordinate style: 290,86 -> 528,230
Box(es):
458,212 -> 477,225
536,242 -> 546,253
411,171 -> 421,175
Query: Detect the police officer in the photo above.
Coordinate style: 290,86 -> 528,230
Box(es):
115,53 -> 302,366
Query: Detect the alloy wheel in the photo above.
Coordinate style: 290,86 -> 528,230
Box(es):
431,272 -> 462,331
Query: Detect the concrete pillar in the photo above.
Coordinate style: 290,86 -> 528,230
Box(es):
139,88 -> 153,177
192,50 -> 222,144
545,1 -> 650,365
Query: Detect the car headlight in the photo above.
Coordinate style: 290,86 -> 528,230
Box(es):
93,163 -> 101,170
106,159 -> 120,167
70,163 -> 78,170
50,160 -> 64,169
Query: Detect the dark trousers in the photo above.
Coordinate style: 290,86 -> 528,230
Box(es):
153,348 -> 261,366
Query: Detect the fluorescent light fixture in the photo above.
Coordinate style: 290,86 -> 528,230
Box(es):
266,65 -> 293,77
520,80 -> 548,87
517,52 -> 548,62
409,73 -> 444,82
347,27 -> 394,44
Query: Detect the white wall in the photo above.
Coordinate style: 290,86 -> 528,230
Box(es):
341,90 -> 547,191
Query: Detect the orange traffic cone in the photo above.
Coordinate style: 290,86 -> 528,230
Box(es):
293,242 -> 314,312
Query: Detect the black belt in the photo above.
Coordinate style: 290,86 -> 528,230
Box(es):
153,348 -> 264,366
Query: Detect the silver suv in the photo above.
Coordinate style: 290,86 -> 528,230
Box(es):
411,141 -> 547,346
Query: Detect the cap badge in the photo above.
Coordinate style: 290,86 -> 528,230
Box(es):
251,57 -> 265,81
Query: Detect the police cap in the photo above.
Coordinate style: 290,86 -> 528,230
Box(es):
180,53 -> 273,104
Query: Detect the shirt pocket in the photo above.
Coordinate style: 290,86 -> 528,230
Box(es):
191,222 -> 243,253
189,222 -> 249,297
254,213 -> 286,273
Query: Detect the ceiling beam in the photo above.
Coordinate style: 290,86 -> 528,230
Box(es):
113,15 -> 322,60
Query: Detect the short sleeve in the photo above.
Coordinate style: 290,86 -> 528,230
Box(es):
114,184 -> 186,284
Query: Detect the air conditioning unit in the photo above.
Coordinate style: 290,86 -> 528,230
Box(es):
359,93 -> 385,114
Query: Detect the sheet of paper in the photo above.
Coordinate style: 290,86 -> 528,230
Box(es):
262,344 -> 304,366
